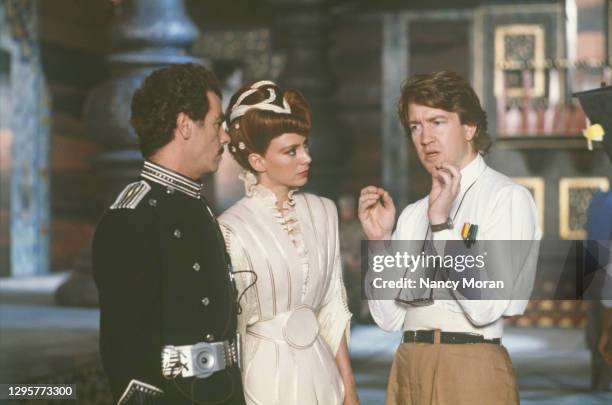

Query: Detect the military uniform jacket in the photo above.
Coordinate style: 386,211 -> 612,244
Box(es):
92,161 -> 245,405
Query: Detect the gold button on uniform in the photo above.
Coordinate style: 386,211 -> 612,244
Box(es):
206,333 -> 214,342
148,199 -> 157,207
173,229 -> 181,238
193,262 -> 201,272
202,297 -> 210,306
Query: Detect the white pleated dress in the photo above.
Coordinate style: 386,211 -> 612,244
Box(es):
219,184 -> 352,405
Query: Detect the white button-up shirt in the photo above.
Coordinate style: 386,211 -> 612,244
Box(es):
368,154 -> 542,339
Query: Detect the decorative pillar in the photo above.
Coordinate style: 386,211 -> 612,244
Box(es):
84,0 -> 200,199
381,13 -> 409,211
0,0 -> 50,277
56,0 -> 200,305
268,0 -> 346,199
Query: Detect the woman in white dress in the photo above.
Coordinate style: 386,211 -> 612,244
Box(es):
218,81 -> 359,405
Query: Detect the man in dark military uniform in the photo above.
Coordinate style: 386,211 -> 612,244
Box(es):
92,64 -> 246,404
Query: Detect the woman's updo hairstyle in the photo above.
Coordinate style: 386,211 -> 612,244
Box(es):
224,80 -> 311,171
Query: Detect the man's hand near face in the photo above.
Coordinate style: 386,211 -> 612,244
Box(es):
428,162 -> 461,225
358,186 -> 396,240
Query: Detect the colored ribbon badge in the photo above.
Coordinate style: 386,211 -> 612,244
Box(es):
461,223 -> 478,247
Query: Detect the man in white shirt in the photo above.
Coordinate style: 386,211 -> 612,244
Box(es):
359,71 -> 541,405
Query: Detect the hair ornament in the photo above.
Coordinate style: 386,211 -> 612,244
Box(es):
228,80 -> 292,123
238,142 -> 246,150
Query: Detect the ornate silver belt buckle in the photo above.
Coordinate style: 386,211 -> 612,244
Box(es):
161,342 -> 226,379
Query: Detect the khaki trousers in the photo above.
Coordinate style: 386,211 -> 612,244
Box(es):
386,340 -> 519,405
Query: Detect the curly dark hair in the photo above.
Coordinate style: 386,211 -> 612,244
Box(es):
130,63 -> 221,158
398,71 -> 491,153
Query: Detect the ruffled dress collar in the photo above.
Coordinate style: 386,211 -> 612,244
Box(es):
239,170 -> 310,298
239,170 -> 297,210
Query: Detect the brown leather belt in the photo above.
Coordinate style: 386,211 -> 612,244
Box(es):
402,330 -> 501,345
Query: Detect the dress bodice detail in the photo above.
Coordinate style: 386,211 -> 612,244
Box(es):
247,184 -> 310,299
218,190 -> 352,405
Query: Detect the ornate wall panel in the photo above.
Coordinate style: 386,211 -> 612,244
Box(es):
474,3 -> 564,132
494,24 -> 546,98
559,177 -> 609,239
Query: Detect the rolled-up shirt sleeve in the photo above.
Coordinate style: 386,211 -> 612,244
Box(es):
367,207 -> 412,332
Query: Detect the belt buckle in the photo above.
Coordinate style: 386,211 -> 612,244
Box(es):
402,330 -> 432,344
161,341 -> 226,379
442,331 -> 484,344
192,342 -> 226,379
463,332 -> 484,343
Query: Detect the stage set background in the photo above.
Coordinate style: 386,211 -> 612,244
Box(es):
0,0 -> 611,403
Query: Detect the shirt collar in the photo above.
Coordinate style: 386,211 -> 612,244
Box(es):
459,153 -> 486,192
140,160 -> 203,199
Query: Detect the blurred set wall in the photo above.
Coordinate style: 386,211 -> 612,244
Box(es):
0,0 -> 610,328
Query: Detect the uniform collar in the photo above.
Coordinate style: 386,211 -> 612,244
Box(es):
140,160 -> 203,199
459,153 -> 486,193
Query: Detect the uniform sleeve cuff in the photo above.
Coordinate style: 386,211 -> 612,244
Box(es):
117,379 -> 164,405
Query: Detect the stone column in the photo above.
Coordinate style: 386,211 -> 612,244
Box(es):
56,0 -> 200,306
268,0 -> 346,199
84,0 -> 201,198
